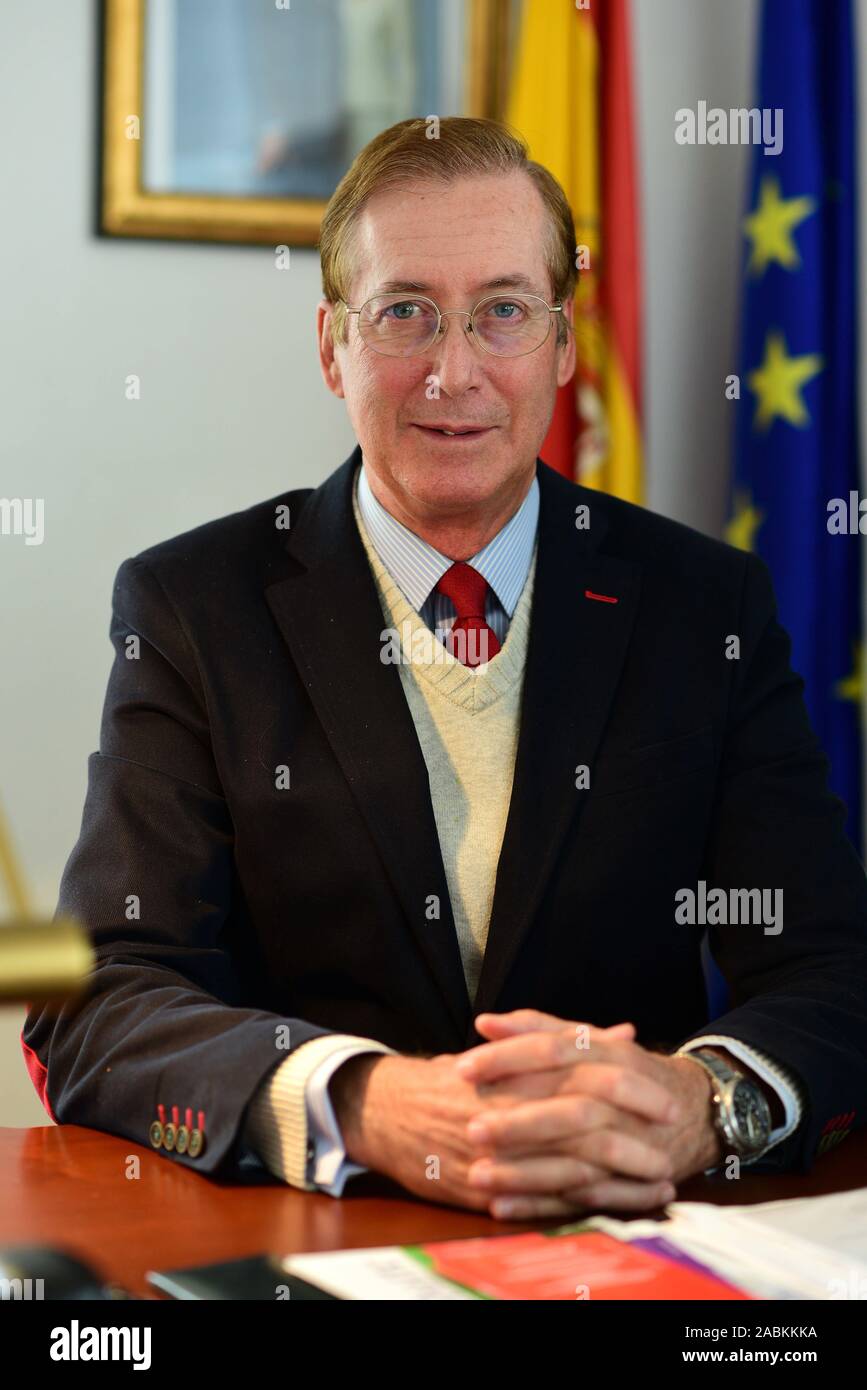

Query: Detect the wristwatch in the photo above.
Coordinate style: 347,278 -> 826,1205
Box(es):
681,1048 -> 773,1162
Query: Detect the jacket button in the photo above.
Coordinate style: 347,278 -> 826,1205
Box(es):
163,1122 -> 177,1152
148,1121 -> 164,1149
188,1128 -> 205,1159
176,1125 -> 190,1155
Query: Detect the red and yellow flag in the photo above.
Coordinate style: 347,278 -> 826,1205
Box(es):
507,0 -> 643,501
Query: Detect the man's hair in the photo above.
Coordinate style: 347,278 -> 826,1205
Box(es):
319,116 -> 577,350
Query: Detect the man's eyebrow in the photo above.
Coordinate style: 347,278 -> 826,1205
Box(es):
370,273 -> 543,296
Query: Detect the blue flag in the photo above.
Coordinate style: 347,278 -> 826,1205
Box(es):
728,0 -> 863,852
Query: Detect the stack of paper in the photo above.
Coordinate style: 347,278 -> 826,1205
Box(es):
592,1187 -> 867,1300
281,1187 -> 867,1300
283,1229 -> 748,1300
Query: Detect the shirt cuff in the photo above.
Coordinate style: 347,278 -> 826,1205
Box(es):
242,1033 -> 397,1192
676,1034 -> 806,1171
305,1041 -> 398,1195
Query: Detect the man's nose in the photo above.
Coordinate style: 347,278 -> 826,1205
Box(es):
427,311 -> 484,389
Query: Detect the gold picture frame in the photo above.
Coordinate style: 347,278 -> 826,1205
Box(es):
99,0 -> 513,246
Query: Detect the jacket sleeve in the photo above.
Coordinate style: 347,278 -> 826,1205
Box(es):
21,556 -> 335,1177
242,1034 -> 397,1192
677,550 -> 867,1173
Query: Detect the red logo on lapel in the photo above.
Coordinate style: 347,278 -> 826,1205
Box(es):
817,1110 -> 856,1155
584,590 -> 619,604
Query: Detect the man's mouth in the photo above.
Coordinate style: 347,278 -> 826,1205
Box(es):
411,423 -> 495,440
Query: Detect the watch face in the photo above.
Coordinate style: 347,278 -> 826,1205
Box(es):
731,1078 -> 772,1150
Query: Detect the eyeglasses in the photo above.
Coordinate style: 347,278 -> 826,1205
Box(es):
340,292 -> 564,358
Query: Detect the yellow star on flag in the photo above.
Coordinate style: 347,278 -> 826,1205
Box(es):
747,331 -> 823,431
835,642 -> 863,707
743,176 -> 816,275
725,490 -> 764,552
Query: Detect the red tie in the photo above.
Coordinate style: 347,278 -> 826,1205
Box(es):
435,562 -> 502,667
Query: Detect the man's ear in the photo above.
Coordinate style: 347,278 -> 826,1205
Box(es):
317,300 -> 345,399
556,296 -> 576,388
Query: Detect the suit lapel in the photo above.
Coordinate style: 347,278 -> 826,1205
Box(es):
265,449 -> 471,1043
469,463 -> 642,1031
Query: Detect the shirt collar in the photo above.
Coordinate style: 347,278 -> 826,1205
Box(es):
354,456 -> 539,616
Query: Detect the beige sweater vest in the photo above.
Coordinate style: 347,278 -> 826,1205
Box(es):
352,477 -> 537,1002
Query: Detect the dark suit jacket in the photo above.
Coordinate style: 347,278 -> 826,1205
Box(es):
22,449 -> 867,1177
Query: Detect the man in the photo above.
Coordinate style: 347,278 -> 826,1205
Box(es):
23,118 -> 867,1223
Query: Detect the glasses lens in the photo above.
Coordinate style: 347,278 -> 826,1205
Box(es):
358,295 -> 439,356
473,294 -> 552,356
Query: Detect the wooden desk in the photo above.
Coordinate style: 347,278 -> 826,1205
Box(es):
1,1125 -> 864,1299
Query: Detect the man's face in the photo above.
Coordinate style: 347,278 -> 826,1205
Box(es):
318,170 -> 575,525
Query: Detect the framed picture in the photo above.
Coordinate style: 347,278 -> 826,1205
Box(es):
99,0 -> 514,246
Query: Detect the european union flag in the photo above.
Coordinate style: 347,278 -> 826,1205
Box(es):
728,0 -> 863,852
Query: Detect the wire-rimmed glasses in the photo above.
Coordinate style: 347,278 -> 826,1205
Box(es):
340,292 -> 564,358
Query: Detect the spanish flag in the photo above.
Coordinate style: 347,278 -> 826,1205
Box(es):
507,0 -> 643,501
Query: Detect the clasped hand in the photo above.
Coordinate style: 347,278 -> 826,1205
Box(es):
452,1008 -> 719,1220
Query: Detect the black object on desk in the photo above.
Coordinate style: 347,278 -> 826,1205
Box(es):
147,1253 -> 336,1300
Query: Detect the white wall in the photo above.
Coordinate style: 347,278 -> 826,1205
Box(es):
634,0 -> 757,527
1,0 -> 861,1124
